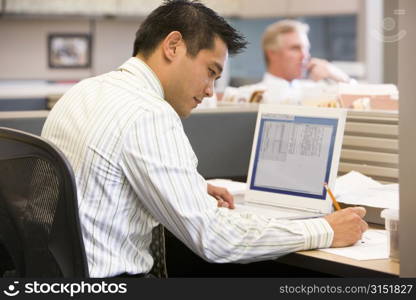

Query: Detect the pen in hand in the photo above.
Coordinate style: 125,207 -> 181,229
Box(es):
324,183 -> 341,211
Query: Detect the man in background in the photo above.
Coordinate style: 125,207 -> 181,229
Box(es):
223,19 -> 351,104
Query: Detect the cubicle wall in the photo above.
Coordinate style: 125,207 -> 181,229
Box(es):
183,107 -> 400,186
0,98 -> 47,111
0,107 -> 399,226
1,108 -> 399,185
0,111 -> 48,135
0,107 -> 258,181
182,107 -> 258,180
340,110 -> 399,184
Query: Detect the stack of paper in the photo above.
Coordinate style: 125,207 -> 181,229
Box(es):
206,179 -> 247,203
334,171 -> 399,209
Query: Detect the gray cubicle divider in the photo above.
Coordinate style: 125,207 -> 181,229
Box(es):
182,110 -> 257,180
1,109 -> 258,179
0,111 -> 48,135
0,98 -> 47,111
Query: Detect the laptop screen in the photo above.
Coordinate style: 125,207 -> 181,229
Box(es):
249,113 -> 338,200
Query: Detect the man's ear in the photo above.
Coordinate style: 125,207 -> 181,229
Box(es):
265,49 -> 277,63
162,31 -> 185,62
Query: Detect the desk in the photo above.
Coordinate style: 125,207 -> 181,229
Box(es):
278,249 -> 399,277
277,224 -> 399,277
165,225 -> 399,277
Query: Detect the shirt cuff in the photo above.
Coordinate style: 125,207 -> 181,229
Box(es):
293,218 -> 334,250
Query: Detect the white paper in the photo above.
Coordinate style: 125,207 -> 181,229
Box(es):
206,179 -> 246,195
337,184 -> 399,209
334,171 -> 382,196
207,179 -> 247,204
320,230 -> 389,260
334,171 -> 399,209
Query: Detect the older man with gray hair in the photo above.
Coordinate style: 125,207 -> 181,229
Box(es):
223,19 -> 351,104
263,19 -> 349,83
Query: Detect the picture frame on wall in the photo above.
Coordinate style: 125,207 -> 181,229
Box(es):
48,33 -> 91,68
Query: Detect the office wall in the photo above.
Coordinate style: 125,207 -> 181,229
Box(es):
398,0 -> 416,277
92,19 -> 139,75
0,18 -> 140,80
1,14 -> 357,83
0,18 -> 91,80
358,0 -> 400,84
364,0 -> 384,83
383,0 -> 399,85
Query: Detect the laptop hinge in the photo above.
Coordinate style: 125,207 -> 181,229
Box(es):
246,200 -> 323,214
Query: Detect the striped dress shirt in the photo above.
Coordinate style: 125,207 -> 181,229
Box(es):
41,57 -> 334,277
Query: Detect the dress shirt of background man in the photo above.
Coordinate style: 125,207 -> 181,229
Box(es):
222,19 -> 352,105
42,0 -> 368,278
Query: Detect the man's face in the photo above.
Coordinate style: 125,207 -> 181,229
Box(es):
269,31 -> 310,81
166,37 -> 227,118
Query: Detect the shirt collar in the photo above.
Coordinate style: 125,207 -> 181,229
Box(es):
118,57 -> 165,99
262,72 -> 290,87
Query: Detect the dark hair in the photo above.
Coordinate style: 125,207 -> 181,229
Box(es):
132,0 -> 247,57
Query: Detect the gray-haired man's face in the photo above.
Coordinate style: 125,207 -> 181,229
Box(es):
269,31 -> 311,81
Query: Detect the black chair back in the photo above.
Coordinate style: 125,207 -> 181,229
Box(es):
0,127 -> 89,277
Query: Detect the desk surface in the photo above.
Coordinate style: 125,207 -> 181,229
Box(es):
278,224 -> 399,277
279,249 -> 399,277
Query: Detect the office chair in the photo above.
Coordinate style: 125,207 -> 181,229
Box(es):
0,127 -> 89,277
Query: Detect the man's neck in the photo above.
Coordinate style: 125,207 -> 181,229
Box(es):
266,69 -> 292,82
266,70 -> 291,82
135,53 -> 168,94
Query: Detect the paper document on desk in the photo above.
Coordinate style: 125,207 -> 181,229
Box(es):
320,230 -> 388,260
206,179 -> 247,203
334,171 -> 399,209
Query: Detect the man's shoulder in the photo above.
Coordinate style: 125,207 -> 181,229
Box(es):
63,73 -> 109,94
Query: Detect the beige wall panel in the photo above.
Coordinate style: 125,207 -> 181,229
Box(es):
0,19 -> 92,80
398,0 -> 416,277
93,19 -> 140,75
287,0 -> 359,16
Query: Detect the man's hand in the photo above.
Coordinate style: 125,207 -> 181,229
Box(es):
207,183 -> 235,209
307,58 -> 350,83
324,207 -> 368,248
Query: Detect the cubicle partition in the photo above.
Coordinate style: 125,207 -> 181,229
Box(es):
0,98 -> 47,111
0,107 -> 399,186
0,106 -> 258,181
182,106 -> 258,181
340,110 -> 399,184
0,110 -> 49,135
0,81 -> 73,112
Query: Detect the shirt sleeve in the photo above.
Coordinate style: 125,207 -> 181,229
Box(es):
120,108 -> 333,263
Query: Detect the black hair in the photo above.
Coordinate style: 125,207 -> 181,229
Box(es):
132,0 -> 247,57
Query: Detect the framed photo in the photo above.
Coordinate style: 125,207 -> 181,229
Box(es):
48,34 -> 91,68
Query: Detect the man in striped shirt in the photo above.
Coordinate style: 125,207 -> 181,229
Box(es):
42,0 -> 368,278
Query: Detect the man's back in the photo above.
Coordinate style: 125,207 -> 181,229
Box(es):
42,58 -> 183,277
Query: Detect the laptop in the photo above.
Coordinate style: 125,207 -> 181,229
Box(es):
235,104 -> 346,219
